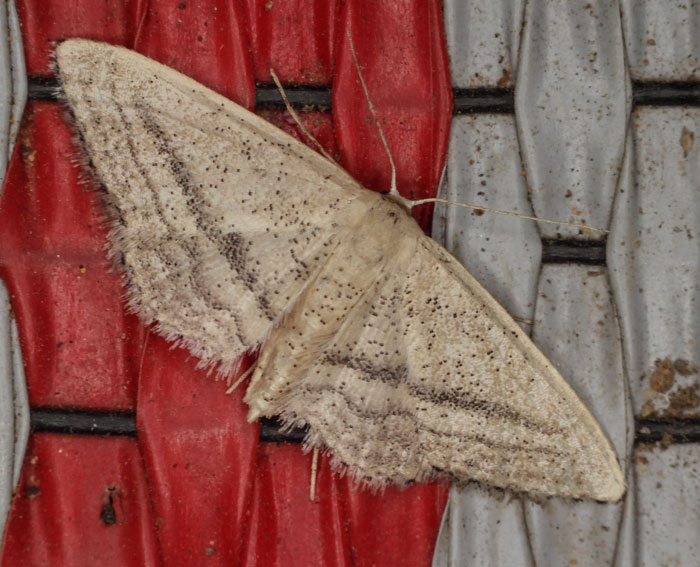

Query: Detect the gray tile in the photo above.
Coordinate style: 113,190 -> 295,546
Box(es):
608,107 -> 700,418
431,113 -> 540,566
433,488 -> 533,567
0,280 -> 29,541
437,3 -> 638,566
443,0 -> 524,88
614,478 -> 639,567
515,0 -> 630,239
0,0 -> 26,183
525,265 -> 633,566
635,444 -> 700,567
621,0 -> 700,81
0,0 -> 28,541
433,114 -> 541,325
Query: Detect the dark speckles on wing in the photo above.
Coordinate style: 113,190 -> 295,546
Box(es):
298,382 -> 565,458
98,88 -> 247,347
319,352 -> 558,435
58,41 -> 623,499
221,231 -> 272,319
137,103 -> 275,321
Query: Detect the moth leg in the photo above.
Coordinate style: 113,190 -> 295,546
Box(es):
226,363 -> 256,395
309,446 -> 319,502
269,69 -> 337,166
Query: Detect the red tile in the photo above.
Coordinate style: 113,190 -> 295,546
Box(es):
137,333 -> 258,566
16,0 -> 140,75
133,1 -> 255,109
342,482 -> 450,567
0,103 -> 145,410
2,0 -> 454,564
244,0 -> 340,85
1,434 -> 159,566
241,444 -> 350,567
333,0 -> 453,230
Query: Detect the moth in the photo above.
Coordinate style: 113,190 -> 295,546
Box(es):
55,39 -> 625,501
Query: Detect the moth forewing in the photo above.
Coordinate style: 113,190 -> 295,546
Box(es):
417,238 -> 625,501
55,39 -> 625,502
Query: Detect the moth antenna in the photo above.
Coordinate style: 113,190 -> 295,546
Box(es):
411,197 -> 610,234
269,69 -> 339,166
309,446 -> 319,502
345,28 -> 398,198
344,31 -> 607,236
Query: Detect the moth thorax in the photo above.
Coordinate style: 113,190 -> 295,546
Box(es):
349,199 -> 415,264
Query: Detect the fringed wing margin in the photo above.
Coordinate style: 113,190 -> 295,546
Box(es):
251,219 -> 625,501
55,39 -> 375,375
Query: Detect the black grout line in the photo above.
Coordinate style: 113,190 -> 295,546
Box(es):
541,239 -> 606,265
453,87 -> 514,114
28,77 -> 700,109
259,417 -> 307,443
636,419 -> 700,444
27,76 -> 58,101
632,80 -> 700,107
29,408 -> 307,443
255,84 -> 331,110
29,407 -> 700,447
31,407 -> 138,437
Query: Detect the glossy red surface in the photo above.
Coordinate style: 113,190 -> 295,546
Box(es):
245,0 -> 340,85
333,0 -> 452,230
0,102 -> 145,410
135,1 -> 256,109
0,0 -> 453,565
137,334 -> 258,565
1,434 -> 159,565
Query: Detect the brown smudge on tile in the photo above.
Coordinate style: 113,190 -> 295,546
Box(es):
667,385 -> 700,417
681,126 -> 695,158
649,358 -> 675,393
673,359 -> 698,376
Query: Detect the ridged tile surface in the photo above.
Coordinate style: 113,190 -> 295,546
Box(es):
436,1 -> 636,565
443,0 -> 523,88
0,0 -> 28,542
431,112 -> 540,567
621,0 -> 700,81
635,444 -> 700,566
608,107 -> 700,418
526,265 -> 632,566
515,0 -> 630,240
0,2 -> 453,565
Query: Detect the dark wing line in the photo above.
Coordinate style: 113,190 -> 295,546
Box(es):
135,100 -> 275,322
318,353 -> 559,435
98,86 -> 250,348
298,383 -> 565,458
